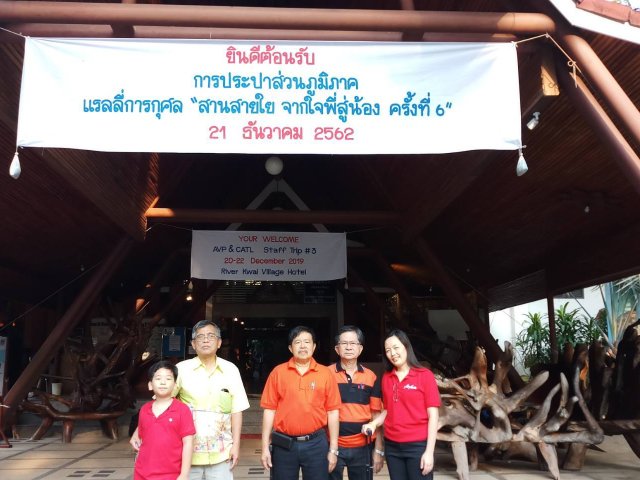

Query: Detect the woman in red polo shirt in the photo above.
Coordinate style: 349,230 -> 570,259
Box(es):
362,329 -> 440,480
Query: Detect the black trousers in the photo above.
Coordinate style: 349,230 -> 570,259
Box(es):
385,438 -> 433,480
271,433 -> 328,480
329,444 -> 373,480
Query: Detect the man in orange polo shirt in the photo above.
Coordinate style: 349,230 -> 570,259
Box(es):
331,325 -> 384,480
260,325 -> 341,480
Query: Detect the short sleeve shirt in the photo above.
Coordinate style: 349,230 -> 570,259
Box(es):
175,356 -> 250,465
261,357 -> 342,436
332,362 -> 382,448
134,399 -> 196,480
381,367 -> 441,443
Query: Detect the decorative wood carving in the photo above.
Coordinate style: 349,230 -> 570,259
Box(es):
436,342 -> 604,480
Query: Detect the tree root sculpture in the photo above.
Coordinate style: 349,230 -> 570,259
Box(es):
435,342 -> 603,480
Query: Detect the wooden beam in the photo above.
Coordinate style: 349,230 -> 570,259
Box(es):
146,207 -> 401,226
1,236 -> 133,427
520,46 -> 560,120
0,3 -> 556,34
0,23 -> 522,42
547,294 -> 558,363
134,248 -> 188,314
557,31 -> 640,149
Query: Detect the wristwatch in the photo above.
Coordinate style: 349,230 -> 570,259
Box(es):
374,449 -> 385,457
329,448 -> 339,456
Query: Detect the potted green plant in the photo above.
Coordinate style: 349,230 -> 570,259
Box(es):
515,312 -> 550,371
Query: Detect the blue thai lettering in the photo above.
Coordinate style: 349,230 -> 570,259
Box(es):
113,90 -> 124,112
100,100 -> 113,112
193,75 -> 209,88
337,96 -> 349,123
197,99 -> 212,113
418,93 -> 431,116
362,102 -> 380,116
350,96 -> 363,115
83,99 -> 95,112
272,71 -> 285,89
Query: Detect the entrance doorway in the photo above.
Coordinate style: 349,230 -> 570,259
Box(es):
229,316 -> 332,394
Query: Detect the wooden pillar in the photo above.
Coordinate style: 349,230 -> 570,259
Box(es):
412,237 -> 524,390
1,236 -> 133,426
547,295 -> 558,363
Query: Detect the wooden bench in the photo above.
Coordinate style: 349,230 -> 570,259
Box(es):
20,391 -> 124,443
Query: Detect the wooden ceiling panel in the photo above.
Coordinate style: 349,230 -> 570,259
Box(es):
426,78 -> 640,296
0,0 -> 639,312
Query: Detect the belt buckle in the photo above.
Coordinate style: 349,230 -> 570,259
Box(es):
297,434 -> 309,442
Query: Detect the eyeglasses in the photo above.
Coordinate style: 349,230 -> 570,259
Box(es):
337,341 -> 361,347
194,333 -> 219,342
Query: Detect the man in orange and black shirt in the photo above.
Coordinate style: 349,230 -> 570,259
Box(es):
330,325 -> 384,480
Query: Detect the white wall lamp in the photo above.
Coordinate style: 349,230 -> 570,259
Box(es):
526,111 -> 541,130
516,146 -> 528,177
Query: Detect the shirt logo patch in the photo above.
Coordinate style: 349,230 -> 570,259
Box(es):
403,384 -> 417,390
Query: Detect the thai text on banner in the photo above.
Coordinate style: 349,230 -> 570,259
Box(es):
17,39 -> 521,154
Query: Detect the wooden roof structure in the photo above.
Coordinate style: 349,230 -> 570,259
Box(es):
0,0 -> 639,322
1,0 -> 640,422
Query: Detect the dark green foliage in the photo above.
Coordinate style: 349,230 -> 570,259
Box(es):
515,303 -> 605,370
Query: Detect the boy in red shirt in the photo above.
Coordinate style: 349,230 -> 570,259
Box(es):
133,360 -> 196,480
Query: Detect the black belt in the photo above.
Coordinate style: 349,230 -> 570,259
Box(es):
280,429 -> 324,442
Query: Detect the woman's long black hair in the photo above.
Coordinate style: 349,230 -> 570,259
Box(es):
382,329 -> 423,372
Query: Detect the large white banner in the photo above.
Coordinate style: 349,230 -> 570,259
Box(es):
191,230 -> 347,281
18,38 -> 521,154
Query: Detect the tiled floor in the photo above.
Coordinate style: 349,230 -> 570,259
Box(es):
1,425 -> 639,479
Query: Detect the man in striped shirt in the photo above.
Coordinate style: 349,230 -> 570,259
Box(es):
330,326 -> 384,480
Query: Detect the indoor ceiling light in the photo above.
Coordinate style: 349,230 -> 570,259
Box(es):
265,156 -> 283,176
185,280 -> 193,302
526,111 -> 540,130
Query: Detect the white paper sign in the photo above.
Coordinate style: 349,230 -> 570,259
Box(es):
18,38 -> 521,154
191,230 -> 347,281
